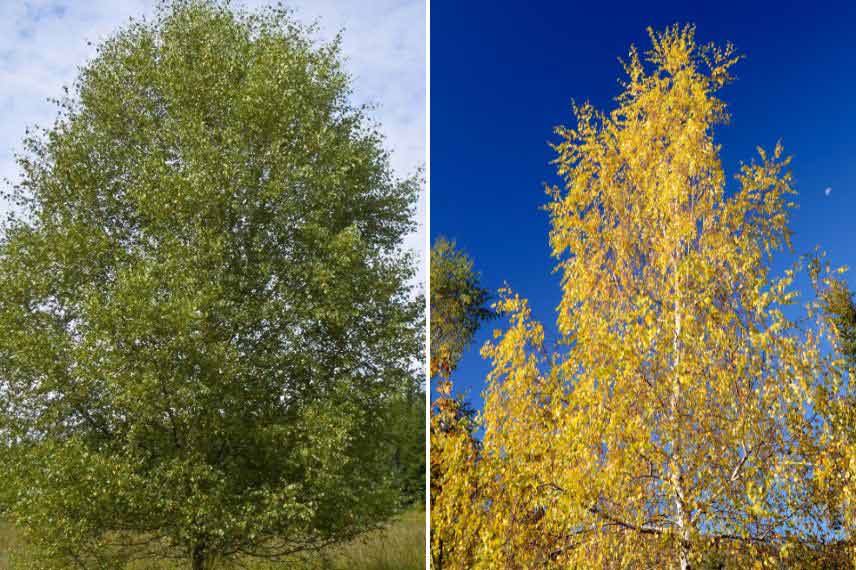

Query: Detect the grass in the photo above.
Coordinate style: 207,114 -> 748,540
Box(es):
0,524 -> 15,570
0,509 -> 425,570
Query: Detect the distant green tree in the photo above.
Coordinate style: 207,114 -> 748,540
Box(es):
822,278 -> 856,364
387,383 -> 427,506
0,1 -> 421,568
429,237 -> 492,378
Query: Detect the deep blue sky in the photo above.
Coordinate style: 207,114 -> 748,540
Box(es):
431,1 -> 856,413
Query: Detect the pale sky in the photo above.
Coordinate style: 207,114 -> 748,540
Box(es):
0,0 -> 426,282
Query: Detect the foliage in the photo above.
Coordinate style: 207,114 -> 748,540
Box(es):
386,385 -> 427,507
429,237 -> 492,378
438,24 -> 854,569
821,275 -> 856,363
430,382 -> 481,570
812,267 -> 856,556
428,238 -> 490,570
0,1 -> 422,568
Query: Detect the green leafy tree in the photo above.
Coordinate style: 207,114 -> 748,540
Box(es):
0,1 -> 421,568
429,237 -> 492,378
387,383 -> 427,506
822,276 -> 856,364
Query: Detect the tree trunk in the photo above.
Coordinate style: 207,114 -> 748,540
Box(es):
672,257 -> 691,570
676,526 -> 691,570
191,544 -> 206,570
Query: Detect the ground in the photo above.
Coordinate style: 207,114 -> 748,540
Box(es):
0,509 -> 425,569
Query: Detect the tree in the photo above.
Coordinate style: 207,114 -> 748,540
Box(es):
428,238 -> 491,569
812,267 -> 856,560
820,275 -> 856,364
463,25 -> 852,569
0,1 -> 422,568
429,237 -> 492,378
430,380 -> 481,570
387,378 -> 427,507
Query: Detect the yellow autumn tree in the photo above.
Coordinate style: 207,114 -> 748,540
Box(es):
468,25 -> 853,569
429,238 -> 492,569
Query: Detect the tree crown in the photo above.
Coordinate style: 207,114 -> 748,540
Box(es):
0,1 -> 422,567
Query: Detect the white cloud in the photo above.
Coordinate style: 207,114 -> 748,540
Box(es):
825,186 -> 833,196
0,0 -> 426,282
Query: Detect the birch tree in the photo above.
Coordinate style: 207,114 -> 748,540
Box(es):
472,25 -> 852,569
0,1 -> 421,568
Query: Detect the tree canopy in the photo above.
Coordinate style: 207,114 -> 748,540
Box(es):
429,236 -> 492,379
0,1 -> 422,568
436,25 -> 854,569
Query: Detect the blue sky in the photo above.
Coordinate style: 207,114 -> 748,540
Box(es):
0,0 -> 425,280
431,1 -> 856,412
